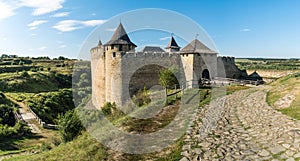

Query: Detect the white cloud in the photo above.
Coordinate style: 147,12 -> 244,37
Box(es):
51,12 -> 69,17
53,19 -> 106,32
2,37 -> 7,41
31,33 -> 37,36
28,20 -> 48,30
159,36 -> 171,41
241,28 -> 251,32
106,28 -> 116,32
59,44 -> 66,48
82,20 -> 106,26
37,46 -> 47,51
0,1 -> 18,21
20,0 -> 65,16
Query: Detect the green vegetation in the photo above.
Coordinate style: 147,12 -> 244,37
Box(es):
1,55 -> 258,160
267,73 -> 300,119
236,58 -> 300,70
25,89 -> 75,124
132,87 -> 151,107
57,109 -> 84,142
0,71 -> 71,93
159,68 -> 179,89
0,56 -> 78,159
0,93 -> 29,139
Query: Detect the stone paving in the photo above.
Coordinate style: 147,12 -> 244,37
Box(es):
181,88 -> 300,161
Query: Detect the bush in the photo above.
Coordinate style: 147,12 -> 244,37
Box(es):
27,89 -> 74,124
20,71 -> 29,77
0,104 -> 15,126
132,87 -> 151,107
102,102 -> 117,115
41,142 -> 52,151
0,122 -> 29,139
57,109 -> 84,142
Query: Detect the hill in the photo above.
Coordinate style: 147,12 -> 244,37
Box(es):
267,72 -> 300,119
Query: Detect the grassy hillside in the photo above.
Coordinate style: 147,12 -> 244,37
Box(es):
6,85 -> 250,161
267,73 -> 300,119
235,58 -> 300,70
0,71 -> 71,93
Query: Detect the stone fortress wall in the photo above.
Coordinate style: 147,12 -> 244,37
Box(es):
91,23 -> 244,108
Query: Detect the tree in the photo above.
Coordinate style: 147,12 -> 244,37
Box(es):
78,73 -> 89,87
0,104 -> 15,126
159,68 -> 179,94
57,109 -> 84,142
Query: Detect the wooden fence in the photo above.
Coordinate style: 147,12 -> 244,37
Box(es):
24,104 -> 58,130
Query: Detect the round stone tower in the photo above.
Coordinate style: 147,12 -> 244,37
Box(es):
91,23 -> 136,108
90,40 -> 105,107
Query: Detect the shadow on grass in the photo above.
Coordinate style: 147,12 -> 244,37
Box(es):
0,133 -> 44,151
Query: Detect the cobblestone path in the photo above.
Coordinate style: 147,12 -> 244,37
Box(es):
181,88 -> 300,161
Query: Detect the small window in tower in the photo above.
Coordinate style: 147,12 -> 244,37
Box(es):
111,45 -> 114,50
119,45 -> 123,51
103,52 -> 106,58
113,52 -> 116,58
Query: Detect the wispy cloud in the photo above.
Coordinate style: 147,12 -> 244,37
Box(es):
106,27 -> 116,32
37,46 -> 47,51
53,19 -> 106,32
159,36 -> 170,41
0,0 -> 19,21
59,44 -> 66,48
241,28 -> 251,32
51,12 -> 69,17
20,0 -> 65,16
28,20 -> 48,30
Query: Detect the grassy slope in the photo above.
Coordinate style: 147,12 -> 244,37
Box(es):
7,85 -> 250,161
0,61 -> 73,159
0,72 -> 71,93
267,73 -> 300,119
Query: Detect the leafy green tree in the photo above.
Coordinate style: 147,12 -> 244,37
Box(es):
57,109 -> 84,142
0,104 -> 15,126
78,73 -> 89,87
159,68 -> 179,93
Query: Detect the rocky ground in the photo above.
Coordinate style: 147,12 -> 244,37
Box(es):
181,87 -> 300,161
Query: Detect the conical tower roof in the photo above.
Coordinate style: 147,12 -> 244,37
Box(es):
97,40 -> 102,46
180,39 -> 217,54
104,23 -> 136,47
165,36 -> 180,49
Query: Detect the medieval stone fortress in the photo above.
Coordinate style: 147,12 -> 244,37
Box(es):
90,23 -> 260,108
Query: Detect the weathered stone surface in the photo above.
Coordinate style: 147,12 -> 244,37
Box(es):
180,88 -> 300,160
258,149 -> 270,157
269,146 -> 286,155
179,157 -> 189,161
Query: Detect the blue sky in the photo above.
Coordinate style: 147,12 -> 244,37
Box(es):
0,0 -> 299,59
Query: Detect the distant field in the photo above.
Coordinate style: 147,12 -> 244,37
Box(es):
235,58 -> 300,71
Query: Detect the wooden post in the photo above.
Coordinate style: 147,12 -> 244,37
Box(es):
175,84 -> 177,99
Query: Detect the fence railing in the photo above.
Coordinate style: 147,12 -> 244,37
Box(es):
24,104 -> 58,130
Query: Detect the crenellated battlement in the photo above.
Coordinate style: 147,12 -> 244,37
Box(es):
122,52 -> 181,58
218,56 -> 235,64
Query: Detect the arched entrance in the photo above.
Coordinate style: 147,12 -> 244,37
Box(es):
202,69 -> 210,80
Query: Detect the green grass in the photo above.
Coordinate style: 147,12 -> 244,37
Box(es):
0,72 -> 71,93
5,84 -> 253,161
267,72 -> 300,120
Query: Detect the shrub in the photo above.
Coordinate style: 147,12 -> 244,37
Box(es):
132,87 -> 151,107
57,109 -> 84,142
20,71 -> 29,77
